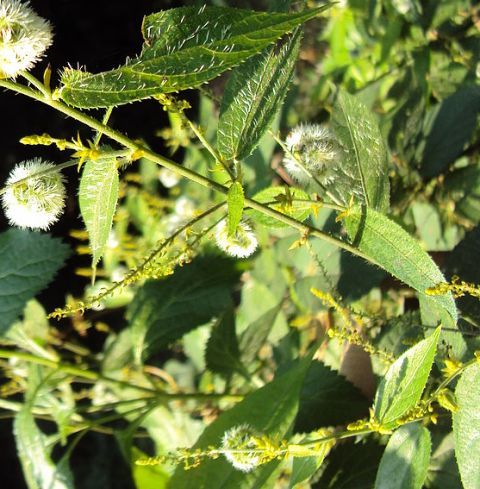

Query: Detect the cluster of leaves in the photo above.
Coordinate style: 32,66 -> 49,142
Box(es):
0,1 -> 480,489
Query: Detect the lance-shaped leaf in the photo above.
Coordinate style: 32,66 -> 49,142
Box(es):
0,229 -> 70,336
79,157 -> 119,273
59,5 -> 330,108
217,29 -> 301,161
227,182 -> 244,236
170,352 -> 313,488
344,205 -> 457,322
453,362 -> 480,489
375,424 -> 431,489
373,328 -> 440,427
331,90 -> 390,212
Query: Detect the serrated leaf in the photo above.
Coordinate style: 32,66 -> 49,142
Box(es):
59,6 -> 329,108
294,360 -> 369,432
453,362 -> 480,489
205,307 -> 247,378
227,182 -> 244,236
170,353 -> 313,488
218,29 -> 301,161
331,90 -> 390,211
375,423 -> 431,489
344,205 -> 457,323
127,256 -> 241,363
248,186 -> 311,228
0,229 -> 70,336
373,328 -> 440,427
79,157 -> 119,272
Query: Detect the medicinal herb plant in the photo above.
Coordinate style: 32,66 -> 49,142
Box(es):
0,0 -> 479,488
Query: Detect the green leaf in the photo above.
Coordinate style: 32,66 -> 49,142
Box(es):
217,29 -> 301,161
239,303 -> 282,365
127,256 -> 241,363
453,362 -> 480,489
375,423 -> 431,489
0,229 -> 70,336
59,6 -> 329,108
315,440 -> 384,489
344,205 -> 457,323
205,307 -> 247,378
331,90 -> 390,211
248,186 -> 311,228
79,157 -> 119,272
132,448 -> 169,489
227,182 -> 244,236
445,164 -> 480,223
170,353 -> 313,488
14,371 -> 74,489
420,86 -> 480,179
289,435 -> 331,488
15,410 -> 74,489
426,432 -> 462,489
373,327 -> 440,427
295,361 -> 369,432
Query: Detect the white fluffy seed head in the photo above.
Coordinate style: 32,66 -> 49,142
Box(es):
1,159 -> 66,230
221,424 -> 260,473
283,123 -> 339,186
215,219 -> 257,258
0,0 -> 53,78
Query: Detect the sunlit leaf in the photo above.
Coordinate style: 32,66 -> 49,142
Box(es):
79,157 -> 119,273
59,6 -> 330,108
218,29 -> 301,161
453,363 -> 480,489
373,328 -> 440,427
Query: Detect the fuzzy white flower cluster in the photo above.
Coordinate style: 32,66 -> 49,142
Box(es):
1,159 -> 66,230
0,0 -> 53,78
221,424 -> 260,473
283,123 -> 339,186
215,219 -> 257,258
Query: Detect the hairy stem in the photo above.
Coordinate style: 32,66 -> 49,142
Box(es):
0,78 -> 379,266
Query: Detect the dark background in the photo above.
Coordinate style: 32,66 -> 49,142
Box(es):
1,1 -> 178,487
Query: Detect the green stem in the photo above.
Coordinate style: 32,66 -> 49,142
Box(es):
0,78 -> 378,267
21,70 -> 50,97
94,106 -> 114,146
183,115 -> 235,179
0,349 -> 242,402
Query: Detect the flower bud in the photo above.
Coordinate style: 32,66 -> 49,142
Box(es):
0,0 -> 53,78
221,424 -> 261,472
1,159 -> 66,230
283,123 -> 339,186
215,219 -> 257,258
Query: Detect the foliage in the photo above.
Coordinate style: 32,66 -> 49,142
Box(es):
0,0 -> 479,488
